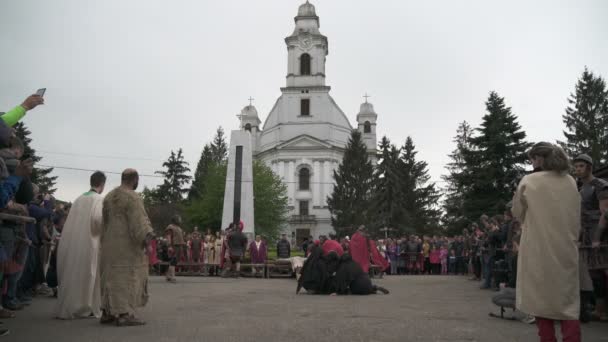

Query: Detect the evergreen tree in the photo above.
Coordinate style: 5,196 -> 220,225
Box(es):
185,162 -> 227,231
370,136 -> 407,235
155,148 -> 192,203
327,130 -> 374,237
464,91 -> 530,219
188,144 -> 213,200
559,67 -> 608,168
441,121 -> 475,234
399,136 -> 441,235
210,127 -> 228,163
14,122 -> 57,194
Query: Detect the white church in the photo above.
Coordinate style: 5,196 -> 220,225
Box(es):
235,1 -> 379,243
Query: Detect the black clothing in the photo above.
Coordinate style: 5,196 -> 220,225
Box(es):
227,231 -> 248,257
276,239 -> 291,259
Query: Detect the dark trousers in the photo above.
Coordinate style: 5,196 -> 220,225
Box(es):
424,258 -> 431,274
483,256 -> 495,288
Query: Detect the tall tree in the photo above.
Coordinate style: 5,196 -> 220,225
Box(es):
188,144 -> 213,200
464,91 -> 530,219
14,122 -> 57,194
252,161 -> 289,241
559,67 -> 608,168
155,148 -> 192,203
441,121 -> 475,234
210,127 -> 228,163
399,136 -> 441,235
185,162 -> 227,231
327,130 -> 374,237
370,136 -> 406,235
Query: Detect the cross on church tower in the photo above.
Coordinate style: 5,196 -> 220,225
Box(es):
363,93 -> 371,103
248,96 -> 255,106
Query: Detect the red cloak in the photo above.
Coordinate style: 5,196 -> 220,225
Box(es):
321,239 -> 344,257
350,232 -> 388,273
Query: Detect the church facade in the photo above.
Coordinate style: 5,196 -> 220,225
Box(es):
236,1 -> 379,243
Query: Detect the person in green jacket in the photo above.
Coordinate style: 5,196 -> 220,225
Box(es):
1,94 -> 44,127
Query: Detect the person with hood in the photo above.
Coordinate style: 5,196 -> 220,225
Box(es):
350,226 -> 388,274
512,143 -> 581,342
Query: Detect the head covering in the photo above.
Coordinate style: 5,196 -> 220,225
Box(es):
573,154 -> 593,166
238,220 -> 244,232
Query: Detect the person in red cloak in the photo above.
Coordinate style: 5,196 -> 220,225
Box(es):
350,226 -> 389,273
321,237 -> 344,257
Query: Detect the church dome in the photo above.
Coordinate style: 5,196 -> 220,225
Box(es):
241,105 -> 259,117
297,1 -> 317,17
358,102 -> 376,115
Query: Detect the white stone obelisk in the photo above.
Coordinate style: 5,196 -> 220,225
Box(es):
221,130 -> 255,237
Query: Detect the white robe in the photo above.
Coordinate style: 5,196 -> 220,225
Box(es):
55,191 -> 103,319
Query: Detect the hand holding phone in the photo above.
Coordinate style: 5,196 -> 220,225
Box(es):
21,92 -> 45,110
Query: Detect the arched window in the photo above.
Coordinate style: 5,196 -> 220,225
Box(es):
244,123 -> 252,132
299,168 -> 310,190
300,53 -> 311,75
364,121 -> 371,133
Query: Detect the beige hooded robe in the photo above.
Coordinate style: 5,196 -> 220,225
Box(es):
512,171 -> 581,320
100,187 -> 153,316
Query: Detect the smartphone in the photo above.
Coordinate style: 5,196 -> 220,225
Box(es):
36,88 -> 46,97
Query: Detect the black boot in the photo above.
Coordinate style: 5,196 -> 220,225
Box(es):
580,291 -> 595,323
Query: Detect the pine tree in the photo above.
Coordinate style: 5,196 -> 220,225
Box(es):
327,130 -> 374,237
399,136 -> 441,235
441,121 -> 475,234
559,67 -> 608,168
464,91 -> 530,219
370,136 -> 407,235
188,144 -> 213,200
210,127 -> 228,163
14,122 -> 57,194
155,148 -> 192,203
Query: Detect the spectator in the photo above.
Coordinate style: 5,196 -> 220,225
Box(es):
0,94 -> 44,127
276,234 -> 291,259
440,245 -> 448,275
429,245 -> 441,275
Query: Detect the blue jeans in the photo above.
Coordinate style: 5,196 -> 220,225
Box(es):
483,255 -> 494,288
3,245 -> 29,306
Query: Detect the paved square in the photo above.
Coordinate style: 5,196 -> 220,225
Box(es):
8,276 -> 608,342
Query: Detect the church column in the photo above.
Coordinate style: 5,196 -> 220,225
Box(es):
288,160 -> 296,203
312,160 -> 320,207
323,160 -> 332,206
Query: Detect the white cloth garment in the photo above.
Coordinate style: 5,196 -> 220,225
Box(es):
55,191 -> 104,319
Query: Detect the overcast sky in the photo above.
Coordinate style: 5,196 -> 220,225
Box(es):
1,0 -> 607,201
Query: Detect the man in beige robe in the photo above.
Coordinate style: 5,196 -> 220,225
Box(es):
512,142 -> 581,342
55,171 -> 106,319
99,169 -> 154,326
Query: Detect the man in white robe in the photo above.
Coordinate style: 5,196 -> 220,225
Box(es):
55,171 -> 106,319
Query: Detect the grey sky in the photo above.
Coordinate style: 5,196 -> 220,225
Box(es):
1,0 -> 607,201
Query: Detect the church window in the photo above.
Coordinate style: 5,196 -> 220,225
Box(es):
300,53 -> 311,75
364,121 -> 371,133
301,99 -> 310,116
244,123 -> 252,132
299,200 -> 309,216
299,167 -> 310,190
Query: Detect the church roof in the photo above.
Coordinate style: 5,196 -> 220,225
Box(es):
297,1 -> 317,17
